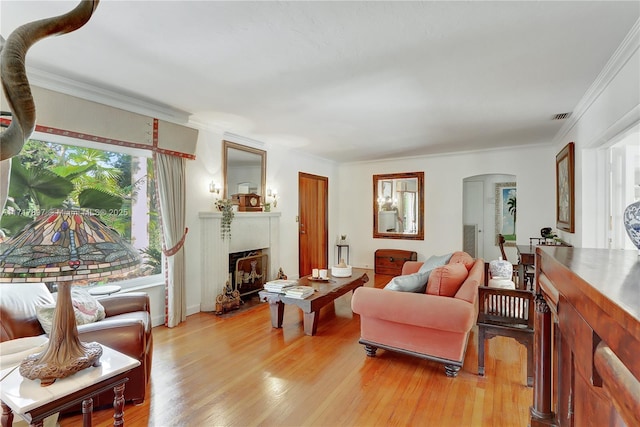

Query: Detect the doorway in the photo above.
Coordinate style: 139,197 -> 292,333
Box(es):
606,125 -> 640,249
463,180 -> 484,259
463,174 -> 516,261
298,172 -> 328,277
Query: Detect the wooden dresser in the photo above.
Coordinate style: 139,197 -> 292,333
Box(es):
530,247 -> 640,427
374,249 -> 417,276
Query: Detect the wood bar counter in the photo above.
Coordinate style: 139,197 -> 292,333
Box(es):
530,247 -> 640,427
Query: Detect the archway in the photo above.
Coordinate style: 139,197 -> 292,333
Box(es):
463,174 -> 517,261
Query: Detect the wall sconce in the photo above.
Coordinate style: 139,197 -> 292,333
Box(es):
209,181 -> 221,197
267,188 -> 278,208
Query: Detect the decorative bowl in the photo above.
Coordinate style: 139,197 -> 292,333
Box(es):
331,265 -> 352,277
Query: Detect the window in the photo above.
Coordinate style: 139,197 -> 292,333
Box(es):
608,129 -> 640,250
1,133 -> 161,286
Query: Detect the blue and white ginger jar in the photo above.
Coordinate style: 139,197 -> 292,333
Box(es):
624,201 -> 640,254
489,257 -> 513,279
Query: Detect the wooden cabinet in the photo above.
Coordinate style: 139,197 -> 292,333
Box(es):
530,247 -> 640,427
374,249 -> 417,276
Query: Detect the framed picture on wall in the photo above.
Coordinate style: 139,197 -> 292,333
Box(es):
495,182 -> 517,246
556,142 -> 575,233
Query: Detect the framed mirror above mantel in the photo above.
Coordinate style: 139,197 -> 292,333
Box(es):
223,140 -> 266,201
373,172 -> 424,240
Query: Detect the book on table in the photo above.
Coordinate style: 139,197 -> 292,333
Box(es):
263,279 -> 298,293
284,286 -> 315,299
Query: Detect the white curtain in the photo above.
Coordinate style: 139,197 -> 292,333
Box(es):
154,152 -> 188,327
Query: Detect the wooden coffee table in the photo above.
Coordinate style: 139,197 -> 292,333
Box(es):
259,269 -> 369,335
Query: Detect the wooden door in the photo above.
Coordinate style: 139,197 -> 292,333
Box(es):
298,172 -> 328,277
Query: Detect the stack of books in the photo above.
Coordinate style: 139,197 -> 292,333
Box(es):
263,279 -> 297,293
284,286 -> 315,299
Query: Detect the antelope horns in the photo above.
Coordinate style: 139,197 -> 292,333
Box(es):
0,0 -> 100,161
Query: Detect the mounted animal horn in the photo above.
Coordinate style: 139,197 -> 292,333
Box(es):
0,0 -> 100,161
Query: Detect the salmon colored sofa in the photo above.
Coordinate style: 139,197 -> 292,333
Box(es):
351,253 -> 484,377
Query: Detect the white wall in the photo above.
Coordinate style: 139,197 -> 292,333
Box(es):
337,145 -> 556,266
183,130 -> 338,316
553,22 -> 640,248
184,133 -> 556,316
183,21 -> 639,310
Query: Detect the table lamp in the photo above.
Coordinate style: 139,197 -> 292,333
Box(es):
0,209 -> 141,386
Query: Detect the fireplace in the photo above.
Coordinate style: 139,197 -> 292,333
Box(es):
199,211 -> 281,312
229,250 -> 268,296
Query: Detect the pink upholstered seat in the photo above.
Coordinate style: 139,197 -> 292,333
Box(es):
352,253 -> 484,377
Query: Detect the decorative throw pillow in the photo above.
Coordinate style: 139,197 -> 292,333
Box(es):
70,286 -> 106,321
449,251 -> 475,270
384,270 -> 431,293
36,287 -> 106,335
426,262 -> 468,297
417,253 -> 453,274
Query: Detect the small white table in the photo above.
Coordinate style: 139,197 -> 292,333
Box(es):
0,345 -> 140,427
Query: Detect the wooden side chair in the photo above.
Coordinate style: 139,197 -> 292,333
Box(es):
477,284 -> 535,387
497,233 -> 534,288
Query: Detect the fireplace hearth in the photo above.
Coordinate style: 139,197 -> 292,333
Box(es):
199,211 -> 281,313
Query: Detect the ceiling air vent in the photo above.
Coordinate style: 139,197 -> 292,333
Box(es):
552,112 -> 572,120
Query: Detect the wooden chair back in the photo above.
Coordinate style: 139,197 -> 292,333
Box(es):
478,287 -> 534,330
477,285 -> 535,386
497,234 -> 508,261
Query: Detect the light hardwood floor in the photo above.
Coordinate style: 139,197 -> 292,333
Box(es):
60,271 -> 533,426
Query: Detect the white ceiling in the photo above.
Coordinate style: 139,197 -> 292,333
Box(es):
1,1 -> 639,163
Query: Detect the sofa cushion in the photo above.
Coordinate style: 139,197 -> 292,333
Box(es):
449,251 -> 475,270
0,283 -> 54,341
36,287 -> 106,335
426,262 -> 468,297
384,270 -> 431,293
0,335 -> 48,370
386,253 -> 454,293
417,253 -> 452,273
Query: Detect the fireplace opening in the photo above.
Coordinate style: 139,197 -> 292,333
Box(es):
229,250 -> 268,297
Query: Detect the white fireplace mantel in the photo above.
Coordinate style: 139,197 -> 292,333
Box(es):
199,211 -> 281,312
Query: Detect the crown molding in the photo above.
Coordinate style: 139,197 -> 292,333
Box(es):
26,67 -> 192,124
222,132 -> 266,148
553,18 -> 640,146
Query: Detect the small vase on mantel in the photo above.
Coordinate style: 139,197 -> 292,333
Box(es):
623,200 -> 640,256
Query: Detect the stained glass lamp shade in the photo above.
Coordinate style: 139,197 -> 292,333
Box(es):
0,210 -> 141,385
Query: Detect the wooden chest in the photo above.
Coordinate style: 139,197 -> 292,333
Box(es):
374,249 -> 417,276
